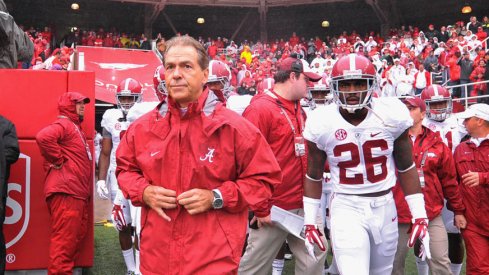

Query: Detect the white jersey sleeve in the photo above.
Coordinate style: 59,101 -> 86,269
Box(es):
304,98 -> 412,195
100,108 -> 128,168
127,101 -> 159,123
226,95 -> 252,116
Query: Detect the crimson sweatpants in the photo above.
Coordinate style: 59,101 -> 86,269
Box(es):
462,228 -> 489,274
47,194 -> 88,275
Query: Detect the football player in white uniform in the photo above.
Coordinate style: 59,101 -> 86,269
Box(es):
96,78 -> 142,275
421,84 -> 467,275
302,54 -> 430,275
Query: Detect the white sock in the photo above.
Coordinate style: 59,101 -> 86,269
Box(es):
122,248 -> 136,272
272,259 -> 285,275
450,263 -> 463,275
415,257 -> 429,275
135,249 -> 140,274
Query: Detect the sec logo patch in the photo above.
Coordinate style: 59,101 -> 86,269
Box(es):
335,129 -> 347,140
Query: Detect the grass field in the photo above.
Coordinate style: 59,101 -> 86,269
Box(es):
88,225 -> 465,274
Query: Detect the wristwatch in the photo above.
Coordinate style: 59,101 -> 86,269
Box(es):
212,189 -> 223,209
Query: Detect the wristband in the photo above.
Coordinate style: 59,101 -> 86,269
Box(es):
397,163 -> 415,173
303,196 -> 321,225
405,193 -> 428,220
305,174 -> 323,182
113,190 -> 125,205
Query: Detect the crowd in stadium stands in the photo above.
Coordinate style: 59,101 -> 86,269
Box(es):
17,15 -> 489,100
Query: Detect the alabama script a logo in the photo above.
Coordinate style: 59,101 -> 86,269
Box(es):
200,148 -> 215,163
5,153 -> 31,249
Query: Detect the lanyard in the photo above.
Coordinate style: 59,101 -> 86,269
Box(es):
279,106 -> 304,136
266,91 -> 304,135
58,116 -> 92,160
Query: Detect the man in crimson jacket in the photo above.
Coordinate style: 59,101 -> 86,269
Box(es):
36,92 -> 92,275
116,36 -> 281,274
392,96 -> 466,275
454,103 -> 489,274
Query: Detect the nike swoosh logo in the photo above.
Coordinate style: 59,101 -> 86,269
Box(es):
371,132 -> 381,137
392,216 -> 397,222
150,151 -> 160,157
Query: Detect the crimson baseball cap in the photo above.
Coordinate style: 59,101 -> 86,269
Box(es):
401,96 -> 426,112
277,57 -> 322,82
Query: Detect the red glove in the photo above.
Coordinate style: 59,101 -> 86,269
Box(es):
304,224 -> 326,262
111,204 -> 127,231
407,218 -> 431,260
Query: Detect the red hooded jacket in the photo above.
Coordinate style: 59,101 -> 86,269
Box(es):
116,89 -> 281,274
36,92 -> 92,200
454,139 -> 489,237
394,126 -> 465,223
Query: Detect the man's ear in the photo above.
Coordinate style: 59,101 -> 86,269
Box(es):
202,68 -> 209,86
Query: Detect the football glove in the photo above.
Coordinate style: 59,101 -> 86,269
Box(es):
407,218 -> 431,260
304,224 -> 326,262
96,180 -> 109,200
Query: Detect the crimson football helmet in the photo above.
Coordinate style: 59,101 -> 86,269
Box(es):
420,84 -> 452,121
330,54 -> 376,113
116,78 -> 142,113
153,65 -> 167,101
308,77 -> 332,106
207,60 -> 233,98
257,77 -> 275,94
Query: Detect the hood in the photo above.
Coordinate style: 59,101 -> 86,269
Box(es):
58,92 -> 90,124
0,0 -> 7,12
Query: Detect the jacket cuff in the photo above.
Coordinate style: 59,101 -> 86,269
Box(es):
453,210 -> 465,215
479,172 -> 489,186
136,183 -> 151,206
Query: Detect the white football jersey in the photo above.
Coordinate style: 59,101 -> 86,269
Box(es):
101,108 -> 130,168
226,94 -> 252,116
127,101 -> 159,123
423,115 -> 467,153
304,97 -> 413,194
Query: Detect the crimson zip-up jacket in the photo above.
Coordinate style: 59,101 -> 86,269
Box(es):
454,138 -> 489,237
393,126 -> 465,223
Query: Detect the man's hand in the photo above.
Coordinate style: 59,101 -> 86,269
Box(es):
304,224 -> 326,262
177,189 -> 213,215
96,180 -> 109,200
111,204 -> 127,231
408,218 -> 431,260
250,215 -> 273,228
462,171 -> 480,187
454,214 -> 467,229
142,185 -> 177,221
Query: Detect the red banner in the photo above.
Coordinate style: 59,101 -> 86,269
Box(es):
77,46 -> 162,104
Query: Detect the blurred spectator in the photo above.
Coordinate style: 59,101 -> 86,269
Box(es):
466,16 -> 482,35
0,0 -> 34,68
413,64 -> 431,95
140,34 -> 151,50
458,51 -> 474,100
470,59 -> 487,103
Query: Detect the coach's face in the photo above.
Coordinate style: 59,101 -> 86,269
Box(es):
165,45 -> 208,107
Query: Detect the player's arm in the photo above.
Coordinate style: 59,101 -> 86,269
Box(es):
394,129 -> 422,195
393,129 -> 431,259
304,140 -> 327,199
98,129 -> 112,181
96,128 -> 112,199
303,140 -> 327,259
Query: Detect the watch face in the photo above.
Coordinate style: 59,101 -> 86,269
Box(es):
213,199 -> 223,209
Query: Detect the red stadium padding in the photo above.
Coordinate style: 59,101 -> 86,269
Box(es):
0,70 -> 94,271
77,46 -> 161,104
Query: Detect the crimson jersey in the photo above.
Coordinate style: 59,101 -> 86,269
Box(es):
423,115 -> 467,153
101,108 -> 130,169
304,97 -> 412,194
